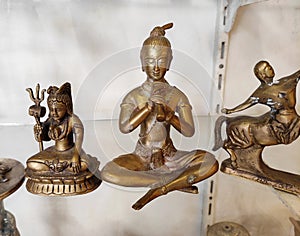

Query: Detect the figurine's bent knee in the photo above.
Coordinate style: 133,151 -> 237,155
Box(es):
190,150 -> 216,166
211,160 -> 219,173
113,154 -> 147,171
100,163 -> 122,185
80,161 -> 88,171
187,154 -> 219,181
27,161 -> 49,171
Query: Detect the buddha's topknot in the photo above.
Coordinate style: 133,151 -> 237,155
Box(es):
141,23 -> 173,61
142,23 -> 173,48
149,23 -> 173,37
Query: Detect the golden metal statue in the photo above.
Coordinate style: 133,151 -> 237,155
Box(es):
101,23 -> 219,210
0,158 -> 25,236
26,82 -> 101,196
213,60 -> 300,195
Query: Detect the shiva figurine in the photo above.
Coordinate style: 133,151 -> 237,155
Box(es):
26,82 -> 101,196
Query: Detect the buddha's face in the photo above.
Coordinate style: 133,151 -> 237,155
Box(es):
142,46 -> 171,81
49,102 -> 67,122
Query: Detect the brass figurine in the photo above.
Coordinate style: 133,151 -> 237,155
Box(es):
213,60 -> 300,195
101,23 -> 219,210
26,83 -> 101,196
0,158 -> 25,236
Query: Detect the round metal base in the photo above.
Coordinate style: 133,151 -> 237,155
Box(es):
207,221 -> 250,236
26,170 -> 101,196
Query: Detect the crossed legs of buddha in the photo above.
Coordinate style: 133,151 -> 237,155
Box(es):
132,151 -> 218,210
104,150 -> 218,210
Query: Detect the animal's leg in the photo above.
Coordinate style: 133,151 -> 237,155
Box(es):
224,145 -> 238,168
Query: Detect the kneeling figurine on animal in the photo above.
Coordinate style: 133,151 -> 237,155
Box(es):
213,60 -> 300,195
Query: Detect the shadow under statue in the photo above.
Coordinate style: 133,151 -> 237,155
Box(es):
101,23 -> 219,210
213,60 -> 300,195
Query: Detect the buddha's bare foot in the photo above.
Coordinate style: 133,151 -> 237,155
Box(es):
132,186 -> 168,210
178,185 -> 198,194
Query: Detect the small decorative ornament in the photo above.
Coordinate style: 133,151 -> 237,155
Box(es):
214,61 -> 300,195
26,82 -> 101,196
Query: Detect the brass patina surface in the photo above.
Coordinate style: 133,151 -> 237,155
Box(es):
101,23 -> 219,210
207,222 -> 250,236
0,159 -> 24,200
213,60 -> 300,195
0,158 -> 24,236
290,217 -> 300,236
26,83 -> 101,196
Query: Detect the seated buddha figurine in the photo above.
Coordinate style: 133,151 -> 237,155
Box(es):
101,23 -> 219,210
26,82 -> 101,196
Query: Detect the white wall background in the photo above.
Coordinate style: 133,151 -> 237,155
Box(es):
0,0 -> 218,124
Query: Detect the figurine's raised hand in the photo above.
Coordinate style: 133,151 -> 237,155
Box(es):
28,105 -> 46,119
150,82 -> 169,105
27,84 -> 47,151
146,100 -> 154,111
150,96 -> 166,122
154,103 -> 166,122
150,102 -> 175,123
34,123 -> 43,142
221,108 -> 232,114
150,95 -> 166,106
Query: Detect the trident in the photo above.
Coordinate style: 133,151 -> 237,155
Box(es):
26,84 -> 46,151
